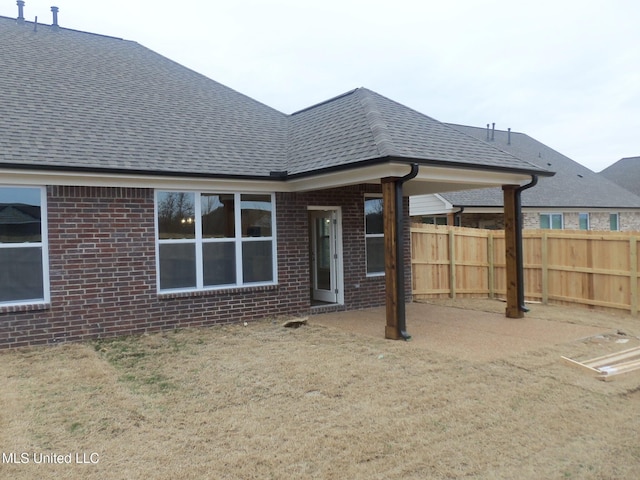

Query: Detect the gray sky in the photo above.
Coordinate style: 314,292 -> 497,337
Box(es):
4,0 -> 639,172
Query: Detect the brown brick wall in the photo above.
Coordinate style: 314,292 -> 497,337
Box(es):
0,184 -> 411,348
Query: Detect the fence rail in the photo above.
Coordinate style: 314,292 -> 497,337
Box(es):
411,224 -> 639,315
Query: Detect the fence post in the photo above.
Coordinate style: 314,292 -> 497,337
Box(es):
449,228 -> 456,299
631,237 -> 638,315
541,232 -> 549,304
488,232 -> 494,299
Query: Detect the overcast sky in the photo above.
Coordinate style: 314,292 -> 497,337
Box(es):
3,0 -> 639,172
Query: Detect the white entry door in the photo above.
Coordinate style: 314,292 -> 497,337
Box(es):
310,210 -> 340,304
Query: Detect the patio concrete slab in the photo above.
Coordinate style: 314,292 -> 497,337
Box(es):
312,302 -> 610,362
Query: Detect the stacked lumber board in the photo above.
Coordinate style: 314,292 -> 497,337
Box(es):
562,346 -> 640,381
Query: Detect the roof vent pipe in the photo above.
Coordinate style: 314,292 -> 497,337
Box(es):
51,6 -> 59,30
507,127 -> 511,145
486,124 -> 490,140
16,0 -> 25,24
491,123 -> 495,141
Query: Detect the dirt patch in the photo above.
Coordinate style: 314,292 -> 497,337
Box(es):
313,302 -> 614,362
0,301 -> 639,479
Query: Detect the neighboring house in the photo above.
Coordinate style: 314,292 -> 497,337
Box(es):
600,156 -> 640,197
411,125 -> 640,231
0,11 -> 550,347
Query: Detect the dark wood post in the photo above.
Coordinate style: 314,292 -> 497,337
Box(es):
503,185 -> 523,318
382,177 -> 401,339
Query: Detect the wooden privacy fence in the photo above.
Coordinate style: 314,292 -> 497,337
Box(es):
411,224 -> 640,315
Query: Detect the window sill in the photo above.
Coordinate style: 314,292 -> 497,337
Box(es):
158,283 -> 278,300
366,272 -> 385,278
0,302 -> 51,314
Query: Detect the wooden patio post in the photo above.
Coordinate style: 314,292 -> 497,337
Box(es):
382,177 -> 401,339
503,185 -> 523,318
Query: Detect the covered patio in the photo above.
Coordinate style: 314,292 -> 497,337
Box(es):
312,301 -> 608,362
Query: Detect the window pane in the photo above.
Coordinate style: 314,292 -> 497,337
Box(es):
242,240 -> 273,283
241,194 -> 272,237
540,215 -> 550,229
0,247 -> 43,302
365,198 -> 383,234
610,214 -> 619,231
551,214 -> 562,229
579,213 -> 589,230
203,242 -> 236,286
366,237 -> 385,274
0,187 -> 41,243
202,194 -> 235,238
435,217 -> 448,225
159,243 -> 196,289
157,192 -> 195,239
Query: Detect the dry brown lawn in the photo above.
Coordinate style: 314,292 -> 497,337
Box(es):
1,300 -> 639,479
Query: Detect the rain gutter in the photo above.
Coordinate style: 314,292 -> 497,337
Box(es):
515,175 -> 538,312
395,163 -> 420,340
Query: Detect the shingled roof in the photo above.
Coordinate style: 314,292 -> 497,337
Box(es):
439,125 -> 640,208
0,15 -> 548,182
600,157 -> 640,197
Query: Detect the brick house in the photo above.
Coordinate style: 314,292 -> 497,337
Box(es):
411,125 -> 640,231
0,12 -> 550,347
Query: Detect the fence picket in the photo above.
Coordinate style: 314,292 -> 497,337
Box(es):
410,224 -> 638,315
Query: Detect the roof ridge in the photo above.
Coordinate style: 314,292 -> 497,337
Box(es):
356,88 -> 396,157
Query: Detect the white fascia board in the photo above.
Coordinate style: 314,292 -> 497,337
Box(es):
284,163 -> 409,192
403,166 -> 531,196
0,168 -> 286,193
1,162 -> 534,194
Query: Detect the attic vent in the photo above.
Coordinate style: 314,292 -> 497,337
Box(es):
51,6 -> 59,30
577,174 -> 583,178
16,0 -> 25,24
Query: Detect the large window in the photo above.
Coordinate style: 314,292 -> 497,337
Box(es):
156,191 -> 276,292
0,186 -> 48,304
540,213 -> 563,230
365,196 -> 384,275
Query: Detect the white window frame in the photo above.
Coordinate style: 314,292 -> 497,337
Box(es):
578,212 -> 590,230
155,191 -> 277,293
540,212 -> 563,230
0,185 -> 50,306
610,212 -> 620,231
364,194 -> 385,277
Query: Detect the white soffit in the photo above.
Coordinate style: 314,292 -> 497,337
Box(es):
1,162 -> 533,194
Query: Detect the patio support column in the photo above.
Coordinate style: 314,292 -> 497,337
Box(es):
382,177 -> 402,339
502,185 -> 523,318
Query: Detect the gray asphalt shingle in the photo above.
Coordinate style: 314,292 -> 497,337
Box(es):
1,16 -> 549,181
600,157 -> 640,197
441,125 -> 640,208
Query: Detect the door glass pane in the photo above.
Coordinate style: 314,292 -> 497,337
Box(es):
366,237 -> 385,274
202,194 -> 235,238
157,192 -> 195,239
242,240 -> 273,283
0,187 -> 41,242
241,194 -> 272,237
315,217 -> 331,290
159,243 -> 196,289
0,247 -> 43,302
203,242 -> 236,286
